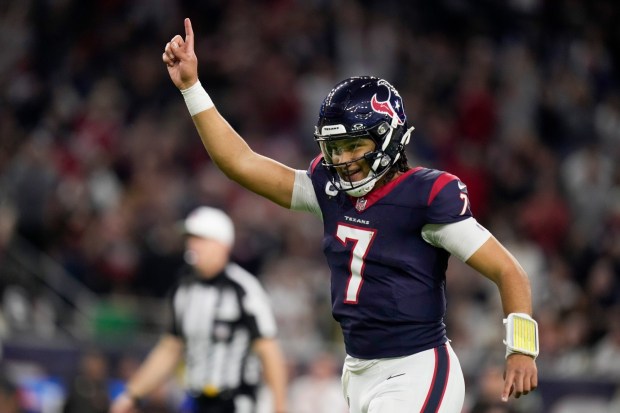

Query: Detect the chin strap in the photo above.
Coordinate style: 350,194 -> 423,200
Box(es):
341,172 -> 378,197
401,125 -> 414,147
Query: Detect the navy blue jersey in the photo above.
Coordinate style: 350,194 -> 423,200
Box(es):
308,157 -> 473,359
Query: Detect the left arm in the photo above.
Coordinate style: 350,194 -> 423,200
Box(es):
466,236 -> 538,402
422,175 -> 539,402
466,236 -> 531,316
253,338 -> 288,413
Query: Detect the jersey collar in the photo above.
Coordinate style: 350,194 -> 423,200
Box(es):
348,167 -> 422,212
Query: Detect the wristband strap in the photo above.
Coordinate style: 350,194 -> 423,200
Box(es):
503,313 -> 539,359
180,81 -> 214,116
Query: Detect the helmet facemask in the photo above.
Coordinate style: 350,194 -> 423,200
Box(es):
315,116 -> 414,197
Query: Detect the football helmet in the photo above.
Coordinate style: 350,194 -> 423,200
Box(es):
314,76 -> 414,197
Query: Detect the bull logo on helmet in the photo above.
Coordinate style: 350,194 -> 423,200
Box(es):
370,84 -> 405,125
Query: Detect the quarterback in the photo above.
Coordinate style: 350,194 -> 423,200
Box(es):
162,18 -> 538,413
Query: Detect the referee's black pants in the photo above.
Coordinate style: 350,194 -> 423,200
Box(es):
192,395 -> 235,413
189,388 -> 257,413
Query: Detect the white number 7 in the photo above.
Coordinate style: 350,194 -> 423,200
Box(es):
459,193 -> 469,216
336,224 -> 376,304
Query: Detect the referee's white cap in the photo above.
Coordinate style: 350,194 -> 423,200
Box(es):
182,206 -> 235,246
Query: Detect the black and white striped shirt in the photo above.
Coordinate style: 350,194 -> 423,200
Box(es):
168,262 -> 277,395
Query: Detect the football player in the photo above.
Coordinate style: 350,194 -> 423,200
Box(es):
162,18 -> 538,413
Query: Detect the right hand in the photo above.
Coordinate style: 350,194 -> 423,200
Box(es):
109,393 -> 138,413
162,18 -> 199,90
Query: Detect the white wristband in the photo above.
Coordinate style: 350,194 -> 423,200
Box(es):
180,81 -> 214,116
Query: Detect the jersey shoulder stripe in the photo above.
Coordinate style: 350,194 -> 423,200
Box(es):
427,172 -> 459,206
309,154 -> 323,175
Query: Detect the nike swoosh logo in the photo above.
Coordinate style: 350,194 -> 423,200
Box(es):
387,373 -> 405,380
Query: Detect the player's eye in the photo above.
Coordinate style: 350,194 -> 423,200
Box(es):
325,143 -> 342,156
329,143 -> 352,156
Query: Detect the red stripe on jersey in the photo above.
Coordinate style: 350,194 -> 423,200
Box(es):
420,348 -> 439,413
348,167 -> 423,212
310,155 -> 323,174
427,173 -> 458,206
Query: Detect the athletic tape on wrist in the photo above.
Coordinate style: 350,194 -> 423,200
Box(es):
180,81 -> 214,116
503,313 -> 539,359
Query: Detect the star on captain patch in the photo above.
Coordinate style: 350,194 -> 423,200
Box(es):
355,197 -> 367,212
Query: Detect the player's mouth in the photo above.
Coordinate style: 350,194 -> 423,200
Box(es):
340,167 -> 364,181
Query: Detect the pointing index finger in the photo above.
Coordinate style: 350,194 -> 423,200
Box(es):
184,18 -> 194,52
502,373 -> 514,402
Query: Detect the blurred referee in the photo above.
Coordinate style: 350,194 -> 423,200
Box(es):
109,206 -> 288,413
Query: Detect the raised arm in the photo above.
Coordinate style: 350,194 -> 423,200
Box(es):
466,237 -> 538,402
162,18 -> 296,208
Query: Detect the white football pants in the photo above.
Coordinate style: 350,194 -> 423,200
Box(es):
341,342 -> 465,413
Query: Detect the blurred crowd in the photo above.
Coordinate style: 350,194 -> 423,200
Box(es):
1,0 -> 620,412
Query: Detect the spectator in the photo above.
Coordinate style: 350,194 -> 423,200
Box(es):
62,349 -> 110,413
0,374 -> 25,413
289,352 -> 348,413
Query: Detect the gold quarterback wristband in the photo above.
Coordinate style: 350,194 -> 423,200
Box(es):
503,313 -> 539,359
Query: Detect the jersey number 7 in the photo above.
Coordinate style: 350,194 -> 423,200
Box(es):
336,224 -> 376,304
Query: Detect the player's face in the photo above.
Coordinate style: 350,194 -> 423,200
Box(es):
321,137 -> 376,182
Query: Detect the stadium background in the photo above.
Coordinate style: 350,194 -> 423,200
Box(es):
1,0 -> 619,412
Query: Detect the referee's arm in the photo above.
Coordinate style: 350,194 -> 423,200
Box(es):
110,334 -> 184,413
253,337 -> 288,413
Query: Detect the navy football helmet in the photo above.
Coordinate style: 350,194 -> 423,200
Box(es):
314,76 -> 415,197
